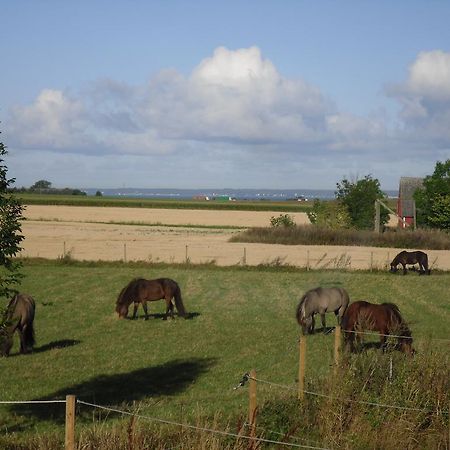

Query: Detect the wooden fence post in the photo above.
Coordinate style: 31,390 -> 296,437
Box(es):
306,251 -> 310,271
298,335 -> 306,400
63,241 -> 66,258
334,325 -> 341,374
248,368 -> 257,444
123,243 -> 127,262
243,247 -> 247,265
65,395 -> 76,450
374,200 -> 381,233
185,245 -> 189,263
370,252 -> 374,272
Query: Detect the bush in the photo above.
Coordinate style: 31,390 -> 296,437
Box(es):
307,199 -> 351,229
269,214 -> 295,228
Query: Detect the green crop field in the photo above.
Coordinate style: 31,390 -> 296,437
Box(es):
14,193 -> 313,212
1,260 -> 449,448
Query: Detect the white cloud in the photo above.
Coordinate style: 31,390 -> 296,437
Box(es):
386,50 -> 450,144
5,46 -> 450,189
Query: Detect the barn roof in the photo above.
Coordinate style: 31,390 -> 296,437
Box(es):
398,177 -> 424,217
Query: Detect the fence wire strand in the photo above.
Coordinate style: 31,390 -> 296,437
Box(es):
246,376 -> 448,414
77,400 -> 331,450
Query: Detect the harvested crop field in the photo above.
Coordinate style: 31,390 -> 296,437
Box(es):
20,205 -> 450,270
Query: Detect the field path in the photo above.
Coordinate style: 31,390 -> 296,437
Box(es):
20,205 -> 450,270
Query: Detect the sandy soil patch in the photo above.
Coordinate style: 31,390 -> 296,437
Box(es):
20,205 -> 450,271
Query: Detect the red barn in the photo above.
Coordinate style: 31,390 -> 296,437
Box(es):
397,177 -> 423,228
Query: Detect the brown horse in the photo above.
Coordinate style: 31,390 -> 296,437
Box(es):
1,293 -> 36,356
390,250 -> 430,275
116,278 -> 187,320
341,301 -> 413,354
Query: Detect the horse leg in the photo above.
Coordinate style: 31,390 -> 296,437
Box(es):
132,302 -> 139,319
165,298 -> 174,320
402,263 -> 407,275
380,334 -> 387,352
142,301 -> 149,320
320,313 -> 326,332
310,315 -> 316,334
18,327 -> 28,354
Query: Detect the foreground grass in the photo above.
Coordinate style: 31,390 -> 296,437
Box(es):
231,224 -> 450,250
15,193 -> 312,212
0,260 -> 449,448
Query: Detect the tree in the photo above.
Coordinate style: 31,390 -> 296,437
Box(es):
0,134 -> 24,299
414,159 -> 450,229
0,131 -> 24,342
335,175 -> 389,230
30,179 -> 52,190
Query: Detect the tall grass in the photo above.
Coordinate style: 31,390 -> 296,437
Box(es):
230,224 -> 450,250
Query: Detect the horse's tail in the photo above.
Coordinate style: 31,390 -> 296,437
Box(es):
423,252 -> 431,274
296,294 -> 308,325
173,283 -> 187,317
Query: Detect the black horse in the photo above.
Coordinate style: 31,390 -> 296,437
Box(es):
1,293 -> 36,356
390,250 -> 430,275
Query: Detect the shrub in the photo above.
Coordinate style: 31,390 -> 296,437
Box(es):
269,214 -> 295,228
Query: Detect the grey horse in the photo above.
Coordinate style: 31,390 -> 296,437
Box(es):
296,287 -> 349,335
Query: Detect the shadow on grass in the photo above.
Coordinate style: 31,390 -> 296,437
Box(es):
11,357 -> 216,423
128,311 -> 201,320
33,339 -> 81,354
5,339 -> 81,358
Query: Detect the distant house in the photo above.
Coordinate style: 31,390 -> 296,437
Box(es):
397,177 -> 424,228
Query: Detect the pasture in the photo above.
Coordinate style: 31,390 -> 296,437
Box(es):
1,260 -> 449,448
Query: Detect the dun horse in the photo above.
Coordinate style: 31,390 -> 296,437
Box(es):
390,250 -> 430,275
341,300 -> 413,354
1,293 -> 36,356
116,278 -> 187,320
296,287 -> 349,335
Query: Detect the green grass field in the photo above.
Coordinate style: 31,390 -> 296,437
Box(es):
1,260 -> 449,447
14,193 -> 313,212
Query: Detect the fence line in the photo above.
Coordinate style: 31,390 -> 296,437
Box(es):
0,399 -> 66,404
77,400 -> 330,450
244,374 -> 448,414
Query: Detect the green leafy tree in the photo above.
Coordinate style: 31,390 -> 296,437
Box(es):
414,159 -> 450,229
335,175 -> 389,229
30,179 -> 52,190
0,132 -> 25,343
307,199 -> 351,229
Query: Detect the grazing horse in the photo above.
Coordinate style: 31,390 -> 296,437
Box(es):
1,293 -> 36,356
296,287 -> 350,335
390,250 -> 430,275
116,277 -> 187,320
341,301 -> 413,354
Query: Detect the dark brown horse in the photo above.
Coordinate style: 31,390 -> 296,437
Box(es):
1,293 -> 36,356
390,250 -> 430,275
341,301 -> 413,354
116,278 -> 187,320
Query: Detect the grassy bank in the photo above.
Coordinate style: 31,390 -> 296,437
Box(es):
14,193 -> 312,212
231,224 -> 450,250
1,260 -> 448,448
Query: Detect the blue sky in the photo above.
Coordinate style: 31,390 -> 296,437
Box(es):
1,1 -> 450,190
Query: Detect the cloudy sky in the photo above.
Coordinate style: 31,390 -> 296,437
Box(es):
1,1 -> 449,191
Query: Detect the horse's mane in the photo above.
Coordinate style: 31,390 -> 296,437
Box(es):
381,302 -> 411,337
116,278 -> 145,308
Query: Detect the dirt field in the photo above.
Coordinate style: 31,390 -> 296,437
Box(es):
20,205 -> 450,271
